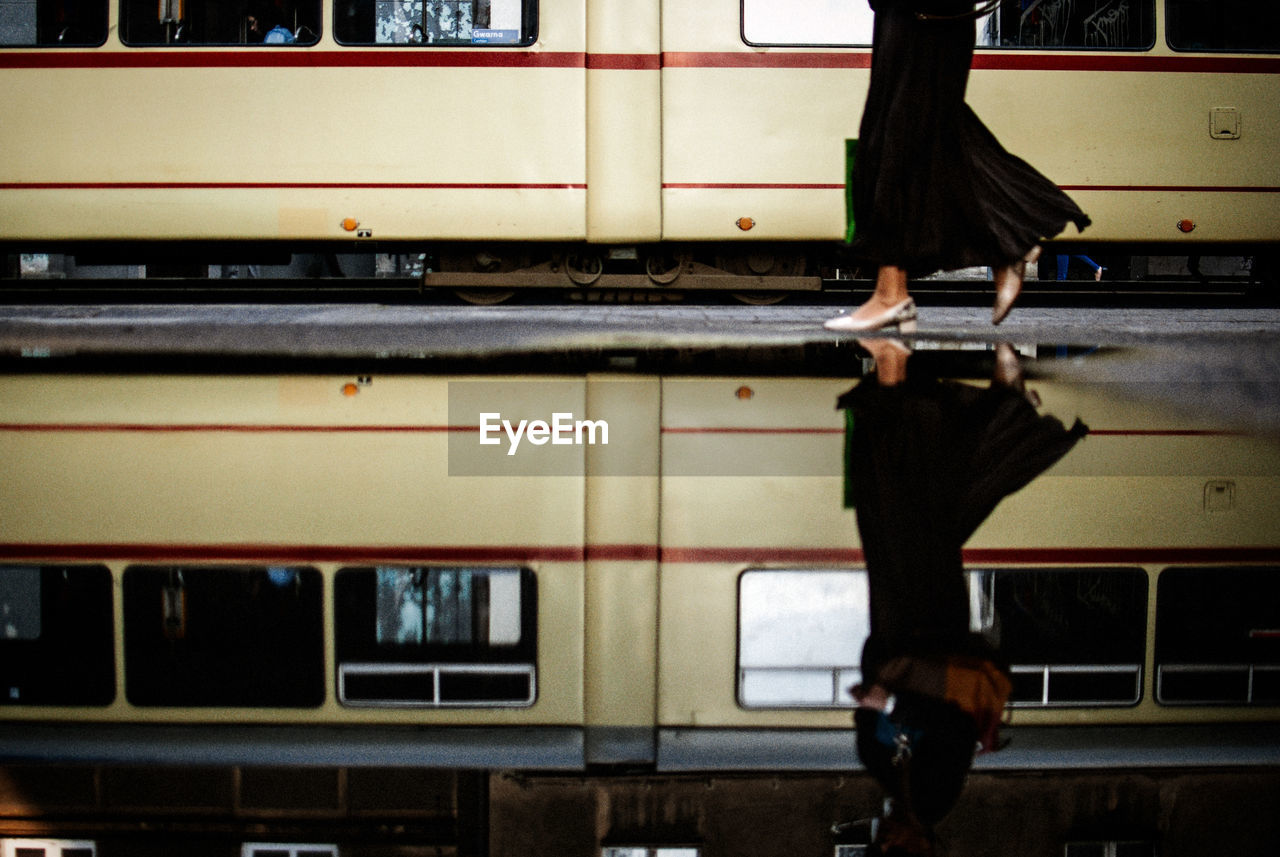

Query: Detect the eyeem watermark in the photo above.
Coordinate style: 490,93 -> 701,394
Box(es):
479,412 -> 609,456
449,380 -> 631,476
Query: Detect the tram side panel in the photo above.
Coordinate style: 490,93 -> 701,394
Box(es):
659,0 -> 1280,250
0,0 -> 589,246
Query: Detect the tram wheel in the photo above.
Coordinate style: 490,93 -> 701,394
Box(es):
453,288 -> 517,305
731,291 -> 788,305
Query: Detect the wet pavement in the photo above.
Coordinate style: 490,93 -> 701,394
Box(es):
2,302 -> 1279,436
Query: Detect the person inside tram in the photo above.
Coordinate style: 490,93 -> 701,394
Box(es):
824,0 -> 1090,333
246,2 -> 296,42
838,339 -> 1088,855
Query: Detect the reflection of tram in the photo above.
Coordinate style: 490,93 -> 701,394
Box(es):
4,367 -> 1280,754
2,361 -> 1280,853
1,0 -> 1278,295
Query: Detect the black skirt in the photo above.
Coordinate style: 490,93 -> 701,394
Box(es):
838,372 -> 1088,662
851,0 -> 1091,274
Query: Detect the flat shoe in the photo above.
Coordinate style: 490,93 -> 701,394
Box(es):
824,298 -> 917,333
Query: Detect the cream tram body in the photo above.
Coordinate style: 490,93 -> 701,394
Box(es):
0,1 -> 1277,288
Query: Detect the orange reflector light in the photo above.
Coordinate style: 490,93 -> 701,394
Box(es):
736,385 -> 754,400
736,217 -> 755,231
341,382 -> 360,397
1177,219 -> 1196,233
341,218 -> 359,232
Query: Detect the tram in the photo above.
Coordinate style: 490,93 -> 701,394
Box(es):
1,1 -> 1278,295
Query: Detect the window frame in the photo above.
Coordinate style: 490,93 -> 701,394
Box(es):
121,565 -> 326,709
736,566 -> 1149,711
116,0 -> 322,47
1154,566 -> 1280,706
1164,0 -> 1280,53
0,0 -> 108,48
0,564 -> 116,707
333,565 -> 539,709
738,0 -> 1157,51
331,0 -> 540,48
0,840 -> 96,857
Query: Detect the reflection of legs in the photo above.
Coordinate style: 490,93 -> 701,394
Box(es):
858,337 -> 910,386
825,265 -> 917,332
849,381 -> 970,644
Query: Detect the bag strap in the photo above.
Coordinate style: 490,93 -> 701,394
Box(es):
916,0 -> 1002,21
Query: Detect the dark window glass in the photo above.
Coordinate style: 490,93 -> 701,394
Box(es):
1156,567 -> 1280,665
1009,668 -> 1044,703
1156,567 -> 1280,704
1167,0 -> 1280,52
984,0 -> 1155,49
0,0 -> 107,46
438,668 -> 532,703
0,565 -> 115,706
123,566 -> 324,707
334,0 -> 537,46
1158,667 -> 1250,704
120,0 -> 320,45
1045,667 -> 1141,704
1254,669 -> 1280,703
988,568 -> 1148,665
334,566 -> 536,707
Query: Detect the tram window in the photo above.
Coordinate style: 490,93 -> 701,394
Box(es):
0,565 -> 115,706
1155,567 -> 1280,705
0,0 -> 106,45
985,568 -> 1147,707
741,0 -> 1153,49
738,570 -> 868,708
334,0 -> 536,46
1166,0 -> 1280,52
0,840 -> 97,857
119,0 -> 320,45
1065,843 -> 1155,857
122,566 -> 324,707
741,0 -> 874,47
241,845 -> 337,857
334,566 -> 537,707
737,568 -> 1146,709
982,0 -> 1155,49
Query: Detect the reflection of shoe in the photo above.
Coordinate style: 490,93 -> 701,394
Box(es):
993,343 -> 1041,406
824,298 -> 917,333
992,246 -> 1040,325
992,342 -> 1023,390
856,337 -> 913,359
